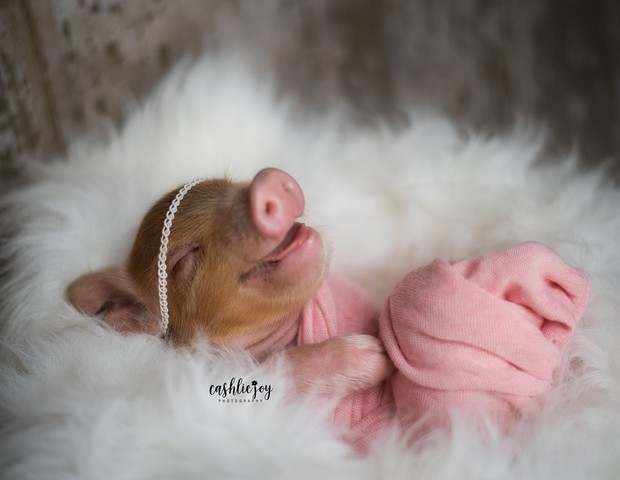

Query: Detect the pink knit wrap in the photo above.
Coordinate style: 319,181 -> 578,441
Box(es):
296,242 -> 591,449
297,275 -> 395,449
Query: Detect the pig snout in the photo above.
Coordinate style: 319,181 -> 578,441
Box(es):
249,168 -> 305,240
286,335 -> 395,396
242,167 -> 325,291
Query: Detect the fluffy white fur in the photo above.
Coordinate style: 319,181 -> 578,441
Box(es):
1,51 -> 620,479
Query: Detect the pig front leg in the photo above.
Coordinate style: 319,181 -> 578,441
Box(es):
285,334 -> 395,396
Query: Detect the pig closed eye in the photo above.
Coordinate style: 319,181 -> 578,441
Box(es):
169,244 -> 201,282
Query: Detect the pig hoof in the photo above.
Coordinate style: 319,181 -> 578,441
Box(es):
286,334 -> 395,396
332,335 -> 394,392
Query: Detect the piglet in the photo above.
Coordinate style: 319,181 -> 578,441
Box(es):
67,168 -> 394,397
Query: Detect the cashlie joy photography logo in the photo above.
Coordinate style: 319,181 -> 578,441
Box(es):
209,377 -> 273,403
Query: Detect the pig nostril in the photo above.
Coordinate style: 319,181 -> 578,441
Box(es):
264,201 -> 276,216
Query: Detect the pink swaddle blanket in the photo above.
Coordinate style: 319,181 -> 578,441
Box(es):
296,242 -> 591,450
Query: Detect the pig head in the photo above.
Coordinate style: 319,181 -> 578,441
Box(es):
66,168 -> 327,352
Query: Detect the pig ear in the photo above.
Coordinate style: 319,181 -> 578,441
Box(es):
66,267 -> 160,335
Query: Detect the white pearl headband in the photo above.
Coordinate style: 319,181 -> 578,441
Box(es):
157,177 -> 204,336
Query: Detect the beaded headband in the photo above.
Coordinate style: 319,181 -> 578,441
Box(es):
157,178 -> 204,335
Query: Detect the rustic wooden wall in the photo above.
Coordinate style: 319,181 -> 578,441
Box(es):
1,0 -> 619,186
0,0 -> 220,182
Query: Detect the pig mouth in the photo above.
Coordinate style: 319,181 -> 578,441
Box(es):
264,222 -> 305,263
241,222 -> 309,281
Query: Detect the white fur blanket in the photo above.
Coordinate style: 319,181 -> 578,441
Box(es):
1,52 -> 619,479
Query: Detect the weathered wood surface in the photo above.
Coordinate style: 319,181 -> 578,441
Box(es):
1,0 -> 619,186
1,1 -> 61,179
0,0 -> 218,182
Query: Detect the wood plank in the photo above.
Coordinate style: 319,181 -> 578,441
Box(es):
0,0 -> 62,181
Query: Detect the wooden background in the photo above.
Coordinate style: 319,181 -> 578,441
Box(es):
1,0 -> 619,187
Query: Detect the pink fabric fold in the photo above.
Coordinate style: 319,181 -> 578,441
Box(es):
379,242 -> 591,433
294,242 -> 591,449
297,276 -> 396,450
